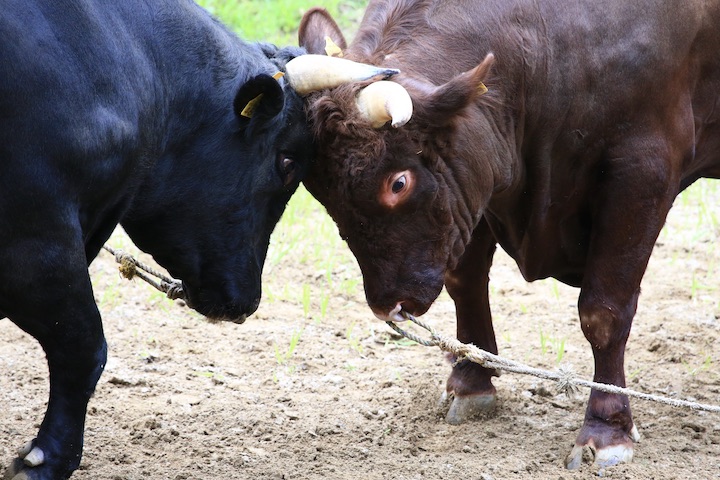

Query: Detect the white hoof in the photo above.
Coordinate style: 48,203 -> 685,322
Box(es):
564,444 -> 590,469
564,441 -> 634,469
443,392 -> 497,425
16,442 -> 33,458
595,443 -> 634,467
23,447 -> 44,467
3,460 -> 29,480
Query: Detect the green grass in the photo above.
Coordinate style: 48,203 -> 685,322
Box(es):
538,328 -> 567,365
665,179 -> 720,240
345,322 -> 363,354
262,186 -> 362,318
197,0 -> 365,45
661,179 -> 720,318
273,328 -> 304,377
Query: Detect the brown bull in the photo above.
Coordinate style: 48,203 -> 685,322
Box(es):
288,0 -> 720,468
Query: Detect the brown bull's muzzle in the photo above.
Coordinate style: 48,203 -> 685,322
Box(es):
285,54 -> 413,128
371,303 -> 405,322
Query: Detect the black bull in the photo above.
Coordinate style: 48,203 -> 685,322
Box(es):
0,0 -> 312,478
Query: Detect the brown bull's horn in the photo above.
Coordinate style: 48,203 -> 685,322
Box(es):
356,80 -> 413,128
285,54 -> 400,95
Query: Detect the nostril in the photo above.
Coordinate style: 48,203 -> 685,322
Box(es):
371,302 -> 405,322
399,299 -> 415,315
398,298 -> 429,317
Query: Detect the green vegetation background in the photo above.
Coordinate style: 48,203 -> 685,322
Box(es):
197,0 -> 364,44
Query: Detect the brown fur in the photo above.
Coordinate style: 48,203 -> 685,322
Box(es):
299,0 -> 720,468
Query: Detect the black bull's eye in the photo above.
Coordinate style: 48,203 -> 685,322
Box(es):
279,155 -> 296,186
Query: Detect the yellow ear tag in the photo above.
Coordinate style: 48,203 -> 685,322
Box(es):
240,95 -> 262,118
477,82 -> 488,95
240,72 -> 286,118
324,36 -> 343,57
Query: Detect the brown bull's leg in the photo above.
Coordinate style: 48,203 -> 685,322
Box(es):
566,286 -> 642,469
565,152 -> 678,469
442,218 -> 499,424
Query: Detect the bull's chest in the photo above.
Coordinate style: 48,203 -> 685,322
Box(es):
484,201 -> 590,288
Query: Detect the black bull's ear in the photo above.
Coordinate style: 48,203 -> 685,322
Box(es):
234,73 -> 285,121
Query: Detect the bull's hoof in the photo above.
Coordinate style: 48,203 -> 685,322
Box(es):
440,390 -> 497,425
4,441 -> 56,480
564,424 -> 640,469
4,458 -> 33,480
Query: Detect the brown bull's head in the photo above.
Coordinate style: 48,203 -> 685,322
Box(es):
294,8 -> 495,321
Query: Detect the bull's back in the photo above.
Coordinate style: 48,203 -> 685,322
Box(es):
534,0 -> 720,170
0,0 -> 232,240
0,0 -> 163,193
393,0 -> 720,280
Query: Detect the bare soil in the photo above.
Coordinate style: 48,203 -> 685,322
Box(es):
2,183 -> 719,479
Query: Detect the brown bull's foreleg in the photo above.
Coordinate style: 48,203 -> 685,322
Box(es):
443,218 -> 499,424
565,288 -> 641,469
565,149 -> 678,469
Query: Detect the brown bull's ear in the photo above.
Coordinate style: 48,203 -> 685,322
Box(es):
298,7 -> 347,55
409,53 -> 495,128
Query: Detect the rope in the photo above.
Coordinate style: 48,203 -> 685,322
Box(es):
102,245 -> 185,300
387,312 -> 720,413
98,244 -> 717,413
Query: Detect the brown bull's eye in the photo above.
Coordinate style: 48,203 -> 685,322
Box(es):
380,170 -> 413,209
392,175 -> 406,193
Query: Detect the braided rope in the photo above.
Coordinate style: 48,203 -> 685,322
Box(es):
387,312 -> 720,413
102,245 -> 185,300
99,244 -> 718,413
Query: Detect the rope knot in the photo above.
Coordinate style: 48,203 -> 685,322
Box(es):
163,281 -> 185,300
103,245 -> 186,301
116,251 -> 137,280
556,365 -> 580,397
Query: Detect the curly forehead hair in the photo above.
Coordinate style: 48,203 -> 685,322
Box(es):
307,83 -> 389,170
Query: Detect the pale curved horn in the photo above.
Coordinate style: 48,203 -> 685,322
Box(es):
356,81 -> 413,128
285,54 -> 400,95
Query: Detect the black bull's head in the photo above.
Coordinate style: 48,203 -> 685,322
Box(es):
286,10 -> 495,321
122,72 -> 313,323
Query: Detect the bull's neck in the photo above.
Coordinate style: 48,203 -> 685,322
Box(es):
147,3 -> 279,150
451,96 -> 520,213
153,13 -> 244,140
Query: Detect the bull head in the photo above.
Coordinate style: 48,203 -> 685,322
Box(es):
285,54 -> 413,129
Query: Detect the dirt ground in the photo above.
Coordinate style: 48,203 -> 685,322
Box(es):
1,181 -> 719,480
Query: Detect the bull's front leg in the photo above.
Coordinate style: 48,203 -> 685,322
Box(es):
564,152 -> 677,469
442,218 -> 499,424
564,285 -> 641,469
3,246 -> 107,480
